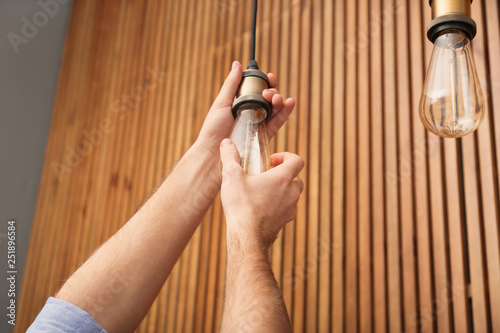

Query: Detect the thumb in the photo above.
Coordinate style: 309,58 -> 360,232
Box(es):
220,138 -> 242,174
212,61 -> 242,110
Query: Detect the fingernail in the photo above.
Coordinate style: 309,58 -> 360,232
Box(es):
231,61 -> 238,71
221,138 -> 232,148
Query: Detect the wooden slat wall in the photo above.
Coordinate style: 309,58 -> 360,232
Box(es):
16,0 -> 500,332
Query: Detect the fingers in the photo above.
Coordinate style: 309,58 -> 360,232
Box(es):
219,138 -> 243,176
211,61 -> 243,110
266,97 -> 295,138
269,152 -> 305,178
262,73 -> 295,139
272,94 -> 284,110
267,93 -> 284,116
262,88 -> 280,102
262,89 -> 285,122
267,72 -> 277,88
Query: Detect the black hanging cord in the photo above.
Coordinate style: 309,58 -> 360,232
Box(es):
250,0 -> 257,60
248,0 -> 259,69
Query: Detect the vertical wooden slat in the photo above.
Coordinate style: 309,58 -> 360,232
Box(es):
277,0 -> 292,309
318,0 -> 333,331
292,0 -> 311,331
270,0 -> 285,289
395,0 -> 417,331
305,0 -> 321,331
357,0 -> 372,328
382,0 -> 402,331
444,137 -> 470,333
332,0 -> 346,329
461,132 -> 489,332
344,0 -> 358,329
370,0 -> 387,331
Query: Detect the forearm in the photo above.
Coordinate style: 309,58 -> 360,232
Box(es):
56,142 -> 221,333
221,233 -> 292,333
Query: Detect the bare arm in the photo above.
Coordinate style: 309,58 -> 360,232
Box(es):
223,236 -> 292,332
219,139 -> 304,332
55,141 -> 220,332
54,61 -> 295,333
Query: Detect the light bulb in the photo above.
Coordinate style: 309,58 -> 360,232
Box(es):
419,29 -> 484,138
230,105 -> 270,175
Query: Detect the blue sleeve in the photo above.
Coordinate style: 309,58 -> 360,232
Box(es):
27,297 -> 107,333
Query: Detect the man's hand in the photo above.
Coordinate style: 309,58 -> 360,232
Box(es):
219,138 -> 304,248
196,61 -> 295,154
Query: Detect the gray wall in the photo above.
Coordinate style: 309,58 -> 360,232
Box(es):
0,0 -> 71,331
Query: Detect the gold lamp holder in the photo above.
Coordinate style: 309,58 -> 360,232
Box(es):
232,61 -> 272,120
427,0 -> 476,42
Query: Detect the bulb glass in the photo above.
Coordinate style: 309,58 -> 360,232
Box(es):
230,106 -> 270,175
419,29 -> 484,138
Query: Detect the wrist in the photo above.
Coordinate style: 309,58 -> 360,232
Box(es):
191,137 -> 221,159
182,140 -> 222,185
155,141 -> 222,227
226,226 -> 271,255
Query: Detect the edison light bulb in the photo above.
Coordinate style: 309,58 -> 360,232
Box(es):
230,105 -> 270,175
419,29 -> 484,138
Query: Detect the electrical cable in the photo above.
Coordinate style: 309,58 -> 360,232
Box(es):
250,0 -> 257,61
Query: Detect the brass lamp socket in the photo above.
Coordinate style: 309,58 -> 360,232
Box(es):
232,69 -> 272,120
427,0 -> 476,42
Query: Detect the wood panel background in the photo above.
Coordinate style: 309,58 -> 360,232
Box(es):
16,0 -> 500,332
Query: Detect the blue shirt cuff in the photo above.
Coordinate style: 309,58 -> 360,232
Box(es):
27,297 -> 107,333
